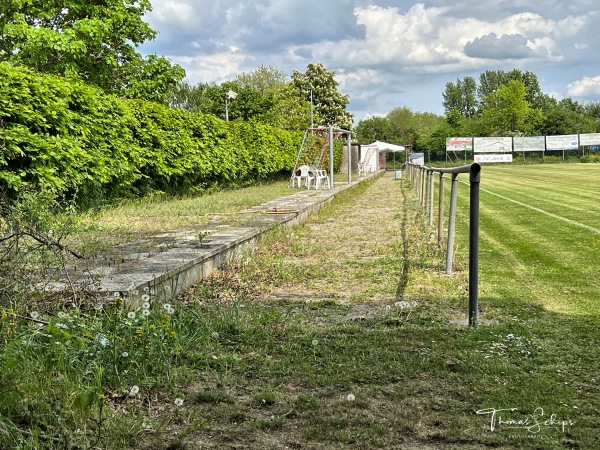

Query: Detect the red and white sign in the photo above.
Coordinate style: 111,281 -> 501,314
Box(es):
474,154 -> 513,163
446,137 -> 473,151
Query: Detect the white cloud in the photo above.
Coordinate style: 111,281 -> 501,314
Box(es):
150,1 -> 195,25
296,4 -> 585,75
170,49 -> 248,84
141,0 -> 600,118
567,76 -> 600,97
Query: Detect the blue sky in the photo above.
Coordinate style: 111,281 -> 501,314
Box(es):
140,0 -> 600,123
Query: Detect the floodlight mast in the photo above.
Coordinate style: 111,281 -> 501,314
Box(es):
225,90 -> 237,122
310,87 -> 314,129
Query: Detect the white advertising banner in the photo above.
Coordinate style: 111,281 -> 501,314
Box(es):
578,133 -> 600,146
513,136 -> 545,152
545,134 -> 579,151
446,137 -> 473,152
473,137 -> 513,153
474,154 -> 513,163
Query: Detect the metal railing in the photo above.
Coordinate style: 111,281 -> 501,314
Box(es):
406,162 -> 481,326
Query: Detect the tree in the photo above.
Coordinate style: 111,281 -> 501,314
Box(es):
479,80 -> 543,135
0,0 -> 184,101
270,83 -> 311,131
235,66 -> 311,131
355,117 -> 395,143
443,76 -> 478,118
539,99 -> 597,135
234,65 -> 287,94
191,82 -> 277,124
169,81 -> 207,112
292,63 -> 353,130
478,69 -> 542,108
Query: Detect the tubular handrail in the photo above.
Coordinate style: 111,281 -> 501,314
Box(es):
406,162 -> 481,326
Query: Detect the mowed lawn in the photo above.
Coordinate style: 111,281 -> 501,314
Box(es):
443,163 -> 600,446
457,163 -> 600,316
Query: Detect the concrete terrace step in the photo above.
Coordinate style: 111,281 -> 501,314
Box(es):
65,174 -> 380,306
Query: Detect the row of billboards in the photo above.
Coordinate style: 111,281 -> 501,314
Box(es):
446,133 -> 600,153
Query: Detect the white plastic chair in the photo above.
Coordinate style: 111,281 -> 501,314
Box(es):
309,166 -> 330,190
293,165 -> 314,189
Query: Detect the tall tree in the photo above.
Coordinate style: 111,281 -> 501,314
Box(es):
478,69 -> 542,108
270,83 -> 311,131
479,80 -> 543,135
292,63 -> 353,130
0,0 -> 184,102
355,117 -> 395,143
443,76 -> 478,118
234,65 -> 287,94
235,65 -> 311,131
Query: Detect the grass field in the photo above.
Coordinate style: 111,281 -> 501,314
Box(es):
456,163 -> 599,315
1,165 -> 599,449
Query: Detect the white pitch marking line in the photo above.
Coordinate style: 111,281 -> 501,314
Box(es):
479,186 -> 600,235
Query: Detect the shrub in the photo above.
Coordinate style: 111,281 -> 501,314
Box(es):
0,62 -> 303,207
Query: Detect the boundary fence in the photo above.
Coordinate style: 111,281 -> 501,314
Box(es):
406,162 -> 481,326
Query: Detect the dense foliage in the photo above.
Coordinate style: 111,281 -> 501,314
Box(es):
0,0 -> 185,102
0,62 -> 302,207
170,65 -> 312,132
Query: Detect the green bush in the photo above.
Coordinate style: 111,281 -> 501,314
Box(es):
0,62 -> 302,207
581,154 -> 600,163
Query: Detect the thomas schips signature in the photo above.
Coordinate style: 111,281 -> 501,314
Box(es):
476,407 -> 575,433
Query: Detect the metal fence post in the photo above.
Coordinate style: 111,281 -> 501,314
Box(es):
428,170 -> 434,227
445,172 -> 459,275
417,167 -> 422,202
421,170 -> 431,212
469,163 -> 481,326
437,173 -> 445,247
420,168 -> 426,209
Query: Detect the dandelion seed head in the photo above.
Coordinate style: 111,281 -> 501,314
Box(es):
346,393 -> 356,402
129,385 -> 140,395
142,302 -> 150,310
175,398 -> 184,406
127,311 -> 136,319
141,294 -> 150,302
312,339 -> 319,346
113,292 -> 121,298
142,309 -> 151,317
122,352 -> 129,358
30,311 -> 40,320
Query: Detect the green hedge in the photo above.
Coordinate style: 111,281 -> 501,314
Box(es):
0,62 -> 302,206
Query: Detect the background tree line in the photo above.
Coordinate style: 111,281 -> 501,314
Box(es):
354,69 -> 600,161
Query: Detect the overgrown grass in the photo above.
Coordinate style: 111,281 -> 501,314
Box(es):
71,179 -> 294,253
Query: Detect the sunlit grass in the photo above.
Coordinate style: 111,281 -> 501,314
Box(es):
69,179 -> 296,253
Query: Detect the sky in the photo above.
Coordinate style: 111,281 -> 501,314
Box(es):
139,0 -> 600,124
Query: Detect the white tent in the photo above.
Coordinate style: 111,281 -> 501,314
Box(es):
366,141 -> 406,170
367,140 -> 406,153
